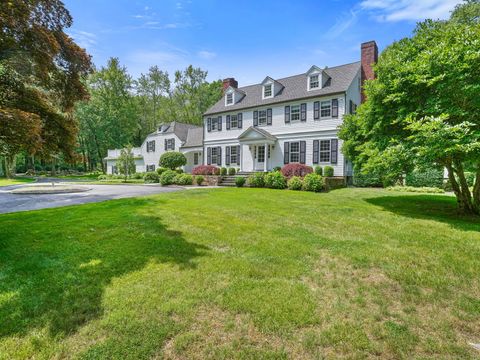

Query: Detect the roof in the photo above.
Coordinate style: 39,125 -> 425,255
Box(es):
146,121 -> 201,142
238,127 -> 278,142
204,61 -> 360,115
181,127 -> 204,148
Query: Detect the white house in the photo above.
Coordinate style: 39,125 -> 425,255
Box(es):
202,41 -> 377,176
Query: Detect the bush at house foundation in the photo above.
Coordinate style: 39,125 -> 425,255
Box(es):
281,163 -> 313,178
144,172 -> 159,183
195,175 -> 204,186
228,168 -> 236,175
303,173 -> 324,192
264,171 -> 287,189
192,165 -> 220,175
235,177 -> 246,187
287,176 -> 303,190
323,166 -> 334,177
159,170 -> 176,185
248,172 -> 265,188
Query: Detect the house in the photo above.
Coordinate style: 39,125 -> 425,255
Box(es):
202,41 -> 377,176
105,121 -> 203,174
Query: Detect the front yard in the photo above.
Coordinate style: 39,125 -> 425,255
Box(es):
0,188 -> 479,359
0,177 -> 34,187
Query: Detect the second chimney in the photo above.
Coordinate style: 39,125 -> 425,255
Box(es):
222,78 -> 238,92
360,41 -> 378,103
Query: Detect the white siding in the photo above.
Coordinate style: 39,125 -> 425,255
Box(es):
141,133 -> 182,171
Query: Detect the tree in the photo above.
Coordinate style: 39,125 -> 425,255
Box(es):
339,0 -> 480,214
116,145 -> 136,182
159,152 -> 186,170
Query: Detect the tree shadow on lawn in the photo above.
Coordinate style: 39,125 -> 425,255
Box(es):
0,197 -> 207,340
365,194 -> 480,232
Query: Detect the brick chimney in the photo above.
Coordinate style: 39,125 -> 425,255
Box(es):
222,77 -> 238,92
360,41 -> 378,103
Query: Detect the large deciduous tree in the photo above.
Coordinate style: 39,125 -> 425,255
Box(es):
339,0 -> 480,214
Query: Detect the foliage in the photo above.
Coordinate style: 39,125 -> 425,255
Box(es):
273,166 -> 282,172
339,2 -> 480,213
159,169 -> 177,185
195,175 -> 204,186
248,172 -> 265,188
220,167 -> 227,176
314,166 -> 323,176
97,174 -> 108,181
287,176 -> 303,190
176,168 -> 184,174
159,151 -> 186,170
323,166 -> 334,177
116,145 -> 136,182
303,173 -> 324,192
143,172 -> 159,183
353,171 -> 383,187
173,173 -> 193,185
131,172 -> 144,180
235,176 -> 246,187
387,186 -> 445,194
281,164 -> 313,178
156,167 -> 167,175
264,171 -> 287,189
192,165 -> 219,175
405,168 -> 444,188
228,167 -> 236,176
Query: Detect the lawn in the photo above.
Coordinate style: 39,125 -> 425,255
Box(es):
0,177 -> 34,187
0,188 -> 479,359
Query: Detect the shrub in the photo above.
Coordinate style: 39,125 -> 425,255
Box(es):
303,173 -> 324,192
159,151 -> 187,170
387,186 -> 444,194
192,165 -> 219,175
465,172 -> 476,187
195,175 -> 205,186
176,168 -> 184,174
281,163 -> 313,178
353,171 -> 383,187
235,177 -> 246,187
220,167 -> 227,176
98,175 -> 108,181
314,166 -> 323,176
248,172 -> 265,187
264,171 -> 287,189
159,170 -> 176,185
131,172 -> 144,179
405,168 -> 443,188
144,172 -> 159,183
156,167 -> 167,175
288,176 -> 303,190
175,173 -> 193,185
228,167 -> 236,176
273,166 -> 282,172
323,166 -> 334,177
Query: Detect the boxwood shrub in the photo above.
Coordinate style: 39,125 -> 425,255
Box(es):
314,166 -> 323,176
281,163 -> 313,178
159,170 -> 177,185
159,151 -> 186,170
144,172 -> 159,183
287,176 -> 303,190
174,173 -> 193,185
195,175 -> 205,186
323,166 -> 334,177
248,172 -> 265,187
228,167 -> 236,175
156,167 -> 167,175
220,167 -> 227,176
235,177 -> 246,187
264,171 -> 287,189
303,173 -> 324,192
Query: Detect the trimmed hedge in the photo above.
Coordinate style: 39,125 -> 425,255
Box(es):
314,166 -> 323,176
405,168 -> 443,188
228,168 -> 236,176
195,175 -> 204,186
144,172 -> 159,183
220,167 -> 227,176
287,176 -> 303,190
192,165 -> 220,175
156,167 -> 167,175
159,152 -> 186,170
159,170 -> 177,185
174,173 -> 193,185
264,171 -> 287,189
303,173 -> 324,192
323,166 -> 334,177
281,163 -> 313,178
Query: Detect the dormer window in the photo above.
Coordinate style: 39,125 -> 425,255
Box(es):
226,92 -> 233,105
309,75 -> 320,89
264,84 -> 272,98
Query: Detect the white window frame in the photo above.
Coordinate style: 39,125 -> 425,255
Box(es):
230,146 -> 238,164
263,84 -> 273,99
211,147 -> 218,165
319,140 -> 330,163
309,74 -> 320,90
258,110 -> 267,126
290,142 -> 300,163
290,105 -> 301,122
226,92 -> 234,106
230,114 -> 238,129
320,100 -> 331,118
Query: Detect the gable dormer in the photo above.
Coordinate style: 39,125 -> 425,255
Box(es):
224,86 -> 245,106
261,77 -> 284,100
306,65 -> 331,91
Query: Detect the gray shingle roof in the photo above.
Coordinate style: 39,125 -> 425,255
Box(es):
204,61 -> 360,115
181,127 -> 204,148
146,121 -> 201,142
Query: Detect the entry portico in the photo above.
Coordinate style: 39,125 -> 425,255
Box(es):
238,127 -> 277,172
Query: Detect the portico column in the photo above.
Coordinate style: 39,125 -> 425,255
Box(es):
264,143 -> 268,172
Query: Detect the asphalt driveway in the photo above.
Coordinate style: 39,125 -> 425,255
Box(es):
0,184 -> 182,214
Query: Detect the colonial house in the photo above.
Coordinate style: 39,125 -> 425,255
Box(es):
106,41 -> 377,176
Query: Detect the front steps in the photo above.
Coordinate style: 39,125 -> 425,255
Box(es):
218,172 -> 251,187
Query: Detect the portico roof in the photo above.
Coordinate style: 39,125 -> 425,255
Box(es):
238,127 -> 277,144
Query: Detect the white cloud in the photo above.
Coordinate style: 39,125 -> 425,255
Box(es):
197,50 -> 217,60
360,0 -> 462,21
325,9 -> 358,38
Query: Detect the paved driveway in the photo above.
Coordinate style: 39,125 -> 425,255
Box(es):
0,184 -> 182,214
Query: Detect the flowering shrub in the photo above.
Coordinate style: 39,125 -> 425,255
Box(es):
281,163 -> 313,178
192,165 -> 220,175
287,176 -> 303,190
248,172 -> 265,187
303,173 -> 324,192
323,166 -> 334,177
264,171 -> 287,189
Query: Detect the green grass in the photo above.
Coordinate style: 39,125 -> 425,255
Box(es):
0,188 -> 479,359
0,177 -> 35,187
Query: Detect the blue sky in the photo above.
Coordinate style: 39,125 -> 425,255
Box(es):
65,0 -> 462,86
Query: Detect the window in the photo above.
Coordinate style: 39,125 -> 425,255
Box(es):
194,152 -> 199,165
321,101 -> 331,118
264,84 -> 272,98
309,74 -> 319,89
147,140 -> 155,152
230,146 -> 238,164
290,142 -> 300,163
319,140 -> 330,162
146,164 -> 155,172
166,138 -> 175,150
291,105 -> 300,122
258,110 -> 267,125
211,119 -> 217,131
211,147 -> 218,164
226,92 -> 233,105
257,145 -> 265,163
112,165 -> 118,174
230,114 -> 238,128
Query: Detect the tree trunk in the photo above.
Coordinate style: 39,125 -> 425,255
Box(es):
446,162 -> 477,215
472,164 -> 480,213
5,154 -> 16,178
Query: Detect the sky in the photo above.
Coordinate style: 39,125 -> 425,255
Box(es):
64,0 -> 462,87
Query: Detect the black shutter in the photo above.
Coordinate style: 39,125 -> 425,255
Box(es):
237,145 -> 241,165
218,116 -> 222,131
207,147 -> 212,165
349,100 -> 353,114
164,139 -> 167,151
284,142 -> 290,164
314,101 -> 320,120
285,106 -> 290,123
332,99 -> 339,118
238,113 -> 243,128
267,108 -> 272,125
331,139 -> 338,164
253,111 -> 258,127
152,141 -> 155,152
217,146 -> 222,166
172,138 -> 175,150
300,141 -> 306,164
226,115 -> 231,130
301,103 -> 307,122
313,140 -> 319,164
225,146 -> 231,165
207,118 -> 211,132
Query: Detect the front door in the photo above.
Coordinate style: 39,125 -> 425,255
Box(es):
255,145 -> 265,171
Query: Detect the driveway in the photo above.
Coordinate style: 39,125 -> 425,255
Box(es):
0,184 -> 182,214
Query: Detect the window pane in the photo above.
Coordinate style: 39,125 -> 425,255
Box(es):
257,146 -> 265,162
231,115 -> 237,128
291,105 -> 300,121
321,101 -> 331,117
226,93 -> 233,104
289,141 -> 300,163
258,110 -> 267,125
319,140 -> 330,162
310,75 -> 319,89
264,84 -> 272,97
